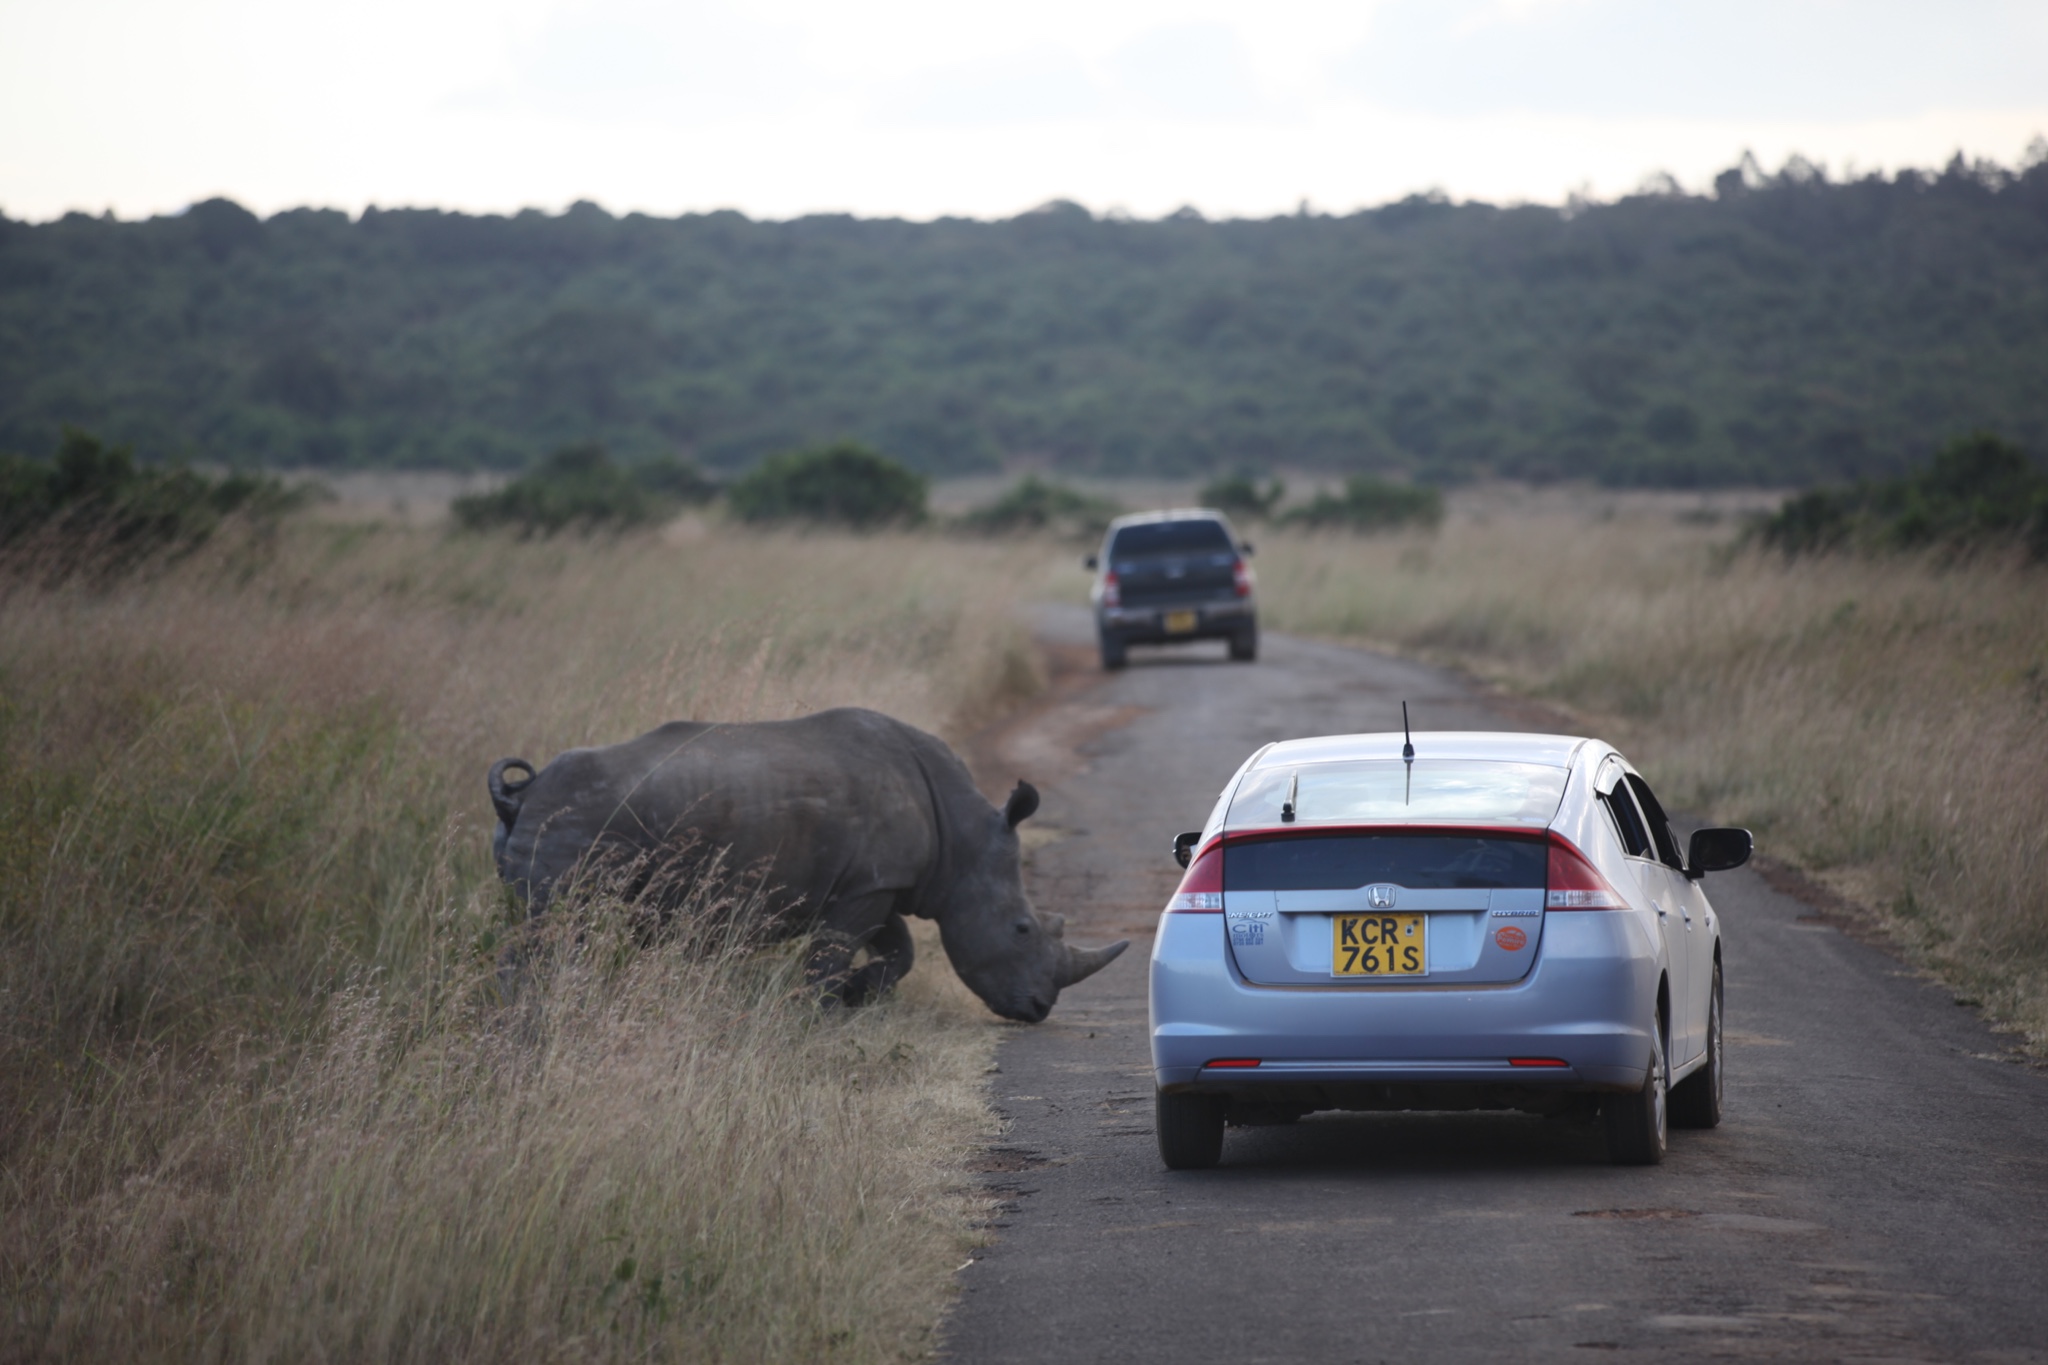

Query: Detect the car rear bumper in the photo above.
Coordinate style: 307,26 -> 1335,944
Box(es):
1149,908 -> 1660,1099
1100,598 -> 1253,641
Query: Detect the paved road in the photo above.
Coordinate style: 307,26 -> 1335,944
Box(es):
944,611 -> 2048,1364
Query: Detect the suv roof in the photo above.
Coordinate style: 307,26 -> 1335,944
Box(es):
1104,507 -> 1233,531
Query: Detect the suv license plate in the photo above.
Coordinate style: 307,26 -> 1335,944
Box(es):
1163,609 -> 1198,633
1333,913 -> 1426,976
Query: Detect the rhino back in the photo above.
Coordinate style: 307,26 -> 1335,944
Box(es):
497,709 -> 952,924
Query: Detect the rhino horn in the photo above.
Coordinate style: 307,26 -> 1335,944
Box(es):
1055,939 -> 1130,989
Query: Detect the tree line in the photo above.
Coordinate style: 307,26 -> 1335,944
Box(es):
1,149 -> 2043,487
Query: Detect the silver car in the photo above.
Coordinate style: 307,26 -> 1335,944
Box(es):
1150,730 -> 1752,1168
1086,509 -> 1258,670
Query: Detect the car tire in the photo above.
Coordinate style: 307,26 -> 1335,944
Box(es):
1670,959 -> 1724,1129
1228,625 -> 1258,662
1156,1090 -> 1226,1169
1099,632 -> 1127,671
1603,1014 -> 1668,1166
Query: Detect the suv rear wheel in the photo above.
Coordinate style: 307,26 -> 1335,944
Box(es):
1228,624 -> 1257,662
1099,632 -> 1127,671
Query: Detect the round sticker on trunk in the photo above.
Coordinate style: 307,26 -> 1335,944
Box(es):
1494,925 -> 1527,951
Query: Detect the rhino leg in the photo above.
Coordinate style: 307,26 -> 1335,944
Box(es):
806,893 -> 912,1008
840,912 -> 916,1007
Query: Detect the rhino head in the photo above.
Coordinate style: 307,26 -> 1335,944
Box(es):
937,780 -> 1129,1023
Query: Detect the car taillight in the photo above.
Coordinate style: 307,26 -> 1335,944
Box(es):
1166,840 -> 1223,912
1232,559 -> 1252,597
1546,833 -> 1627,909
1101,569 -> 1121,609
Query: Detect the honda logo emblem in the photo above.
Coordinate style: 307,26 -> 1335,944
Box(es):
1367,884 -> 1398,909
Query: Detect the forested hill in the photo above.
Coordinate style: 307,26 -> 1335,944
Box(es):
4,154 -> 2045,486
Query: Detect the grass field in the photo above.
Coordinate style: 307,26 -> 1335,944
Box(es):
1251,486 -> 2048,1051
0,520 -> 1049,1362
7,484 -> 2041,1361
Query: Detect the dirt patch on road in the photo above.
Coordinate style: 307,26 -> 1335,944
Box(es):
967,642 -> 1144,798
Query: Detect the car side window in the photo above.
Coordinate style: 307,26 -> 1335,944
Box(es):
1624,774 -> 1686,872
1601,782 -> 1654,860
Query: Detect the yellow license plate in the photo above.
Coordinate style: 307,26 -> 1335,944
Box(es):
1333,913 -> 1426,976
1163,609 -> 1198,633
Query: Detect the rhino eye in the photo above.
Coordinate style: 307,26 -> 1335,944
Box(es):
1014,921 -> 1033,936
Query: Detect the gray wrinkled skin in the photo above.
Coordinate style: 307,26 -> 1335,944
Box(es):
487,707 -> 1128,1022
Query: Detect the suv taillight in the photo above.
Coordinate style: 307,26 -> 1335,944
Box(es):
1546,833 -> 1627,909
1166,841 -> 1223,912
1232,559 -> 1253,597
1101,569 -> 1121,609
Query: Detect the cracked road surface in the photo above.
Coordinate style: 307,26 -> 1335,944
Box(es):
944,608 -> 2048,1363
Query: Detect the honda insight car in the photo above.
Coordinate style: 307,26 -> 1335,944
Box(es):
1086,509 -> 1257,670
1150,730 -> 1752,1168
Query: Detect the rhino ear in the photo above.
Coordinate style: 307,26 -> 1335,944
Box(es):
1004,780 -> 1040,828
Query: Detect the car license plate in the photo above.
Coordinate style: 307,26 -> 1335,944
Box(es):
1332,913 -> 1426,976
1163,609 -> 1198,633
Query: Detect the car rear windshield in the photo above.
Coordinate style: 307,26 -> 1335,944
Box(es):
1108,520 -> 1233,558
1227,759 -> 1568,827
1224,833 -> 1547,890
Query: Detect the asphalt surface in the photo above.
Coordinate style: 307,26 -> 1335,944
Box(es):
943,607 -> 2048,1364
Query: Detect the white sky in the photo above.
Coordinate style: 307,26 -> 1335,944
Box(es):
3,0 -> 2044,223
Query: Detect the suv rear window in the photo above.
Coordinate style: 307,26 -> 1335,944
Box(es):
1224,833 -> 1546,891
1108,520 -> 1233,558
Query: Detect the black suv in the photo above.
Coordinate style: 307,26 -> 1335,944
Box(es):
1085,510 -> 1257,670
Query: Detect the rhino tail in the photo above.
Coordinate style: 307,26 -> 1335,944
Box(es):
488,757 -> 538,828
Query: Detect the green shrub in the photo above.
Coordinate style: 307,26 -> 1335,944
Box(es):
1280,475 -> 1443,532
1755,431 -> 2048,560
0,427 -> 306,570
958,475 -> 1119,538
451,444 -> 703,536
635,454 -> 721,505
726,441 -> 927,528
1196,473 -> 1286,521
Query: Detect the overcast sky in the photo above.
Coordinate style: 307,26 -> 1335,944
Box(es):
3,0 -> 2044,223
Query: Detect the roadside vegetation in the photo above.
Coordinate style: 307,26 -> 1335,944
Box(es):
1754,430 -> 2048,561
1,426 -> 310,570
0,513 -> 1048,1361
956,475 -> 1120,539
1254,481 -> 2048,1049
451,443 -> 716,536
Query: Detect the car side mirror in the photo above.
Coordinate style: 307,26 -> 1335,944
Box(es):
1685,827 -> 1753,879
1239,541 -> 1255,556
1083,554 -> 1099,571
1172,830 -> 1202,869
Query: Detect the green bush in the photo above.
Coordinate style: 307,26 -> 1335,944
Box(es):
1196,473 -> 1286,521
1756,431 -> 2048,561
726,441 -> 927,528
451,444 -> 706,536
958,475 -> 1119,538
1280,475 -> 1443,532
0,427 -> 306,569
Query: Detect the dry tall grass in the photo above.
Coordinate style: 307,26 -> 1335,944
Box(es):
1254,488 -> 2048,1047
1,520 -> 1049,1362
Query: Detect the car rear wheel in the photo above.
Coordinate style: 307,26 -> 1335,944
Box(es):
1099,632 -> 1127,671
1228,625 -> 1257,662
1670,959 -> 1724,1129
1603,1015 -> 1668,1165
1156,1090 -> 1226,1169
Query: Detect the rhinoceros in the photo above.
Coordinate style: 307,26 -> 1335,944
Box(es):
485,707 -> 1128,1021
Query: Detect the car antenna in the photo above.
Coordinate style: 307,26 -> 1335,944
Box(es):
1402,701 -> 1415,805
1280,769 -> 1299,823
